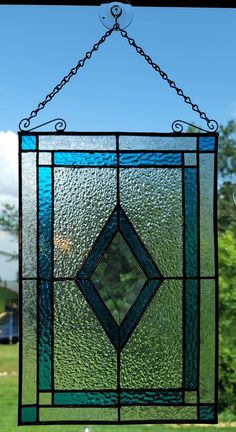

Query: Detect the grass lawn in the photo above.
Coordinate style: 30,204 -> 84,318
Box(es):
0,344 -> 235,432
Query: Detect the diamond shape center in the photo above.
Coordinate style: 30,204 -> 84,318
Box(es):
91,232 -> 147,324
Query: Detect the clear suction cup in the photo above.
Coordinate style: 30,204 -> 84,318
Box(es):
99,1 -> 133,29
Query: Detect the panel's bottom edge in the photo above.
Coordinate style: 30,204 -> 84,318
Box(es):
18,419 -> 218,426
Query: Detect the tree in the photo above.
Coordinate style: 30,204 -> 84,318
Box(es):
218,120 -> 236,234
0,202 -> 18,261
218,230 -> 236,413
0,202 -> 18,237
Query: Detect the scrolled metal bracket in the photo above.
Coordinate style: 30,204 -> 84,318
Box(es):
171,119 -> 219,133
19,118 -> 67,132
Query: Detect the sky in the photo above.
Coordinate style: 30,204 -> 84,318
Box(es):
0,4 -> 236,279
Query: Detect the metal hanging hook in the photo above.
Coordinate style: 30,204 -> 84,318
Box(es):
111,4 -> 123,19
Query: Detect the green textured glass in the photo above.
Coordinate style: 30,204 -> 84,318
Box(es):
200,279 -> 216,403
92,232 -> 147,324
54,281 -> 117,390
121,280 -> 183,389
22,280 -> 37,405
120,168 -> 183,277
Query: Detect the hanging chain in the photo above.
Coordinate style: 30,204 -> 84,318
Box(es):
19,26 -> 115,131
19,21 -> 218,132
115,23 -> 218,132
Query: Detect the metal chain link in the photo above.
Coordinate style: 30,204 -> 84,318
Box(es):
19,25 -> 116,131
19,21 -> 218,132
116,24 -> 218,132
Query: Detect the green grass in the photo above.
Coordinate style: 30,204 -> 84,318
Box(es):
0,287 -> 18,313
0,344 -> 235,432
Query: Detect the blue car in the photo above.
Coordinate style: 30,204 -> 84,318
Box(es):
0,308 -> 19,344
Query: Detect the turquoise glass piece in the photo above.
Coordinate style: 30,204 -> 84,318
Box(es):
54,392 -> 118,406
120,390 -> 183,405
199,136 -> 215,151
119,152 -> 182,166
199,405 -> 215,421
38,167 -> 52,279
21,135 -> 37,150
54,152 -> 117,166
21,407 -> 37,423
185,279 -> 198,389
39,281 -> 52,390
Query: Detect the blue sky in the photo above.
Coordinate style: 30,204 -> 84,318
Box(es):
0,4 -> 236,279
0,5 -> 236,132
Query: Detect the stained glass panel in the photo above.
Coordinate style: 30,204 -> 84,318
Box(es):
19,132 -> 218,425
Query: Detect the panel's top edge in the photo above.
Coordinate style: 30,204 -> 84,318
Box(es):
18,131 -> 219,137
4,1 -> 235,8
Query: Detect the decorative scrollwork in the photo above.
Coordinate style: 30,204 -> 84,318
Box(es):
206,119 -> 219,132
19,118 -> 67,132
171,120 -> 218,133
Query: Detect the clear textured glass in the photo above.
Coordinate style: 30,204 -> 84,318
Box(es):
39,393 -> 52,405
54,168 -> 117,277
184,168 -> 197,277
120,280 -> 182,389
200,279 -> 215,403
54,281 -> 117,389
22,153 -> 37,277
184,153 -> 197,166
40,407 -> 118,421
121,406 -> 197,421
22,280 -> 37,404
39,135 -> 116,150
92,232 -> 147,324
39,152 -> 52,165
200,154 -> 215,276
119,135 -> 196,150
120,168 -> 183,277
184,391 -> 197,403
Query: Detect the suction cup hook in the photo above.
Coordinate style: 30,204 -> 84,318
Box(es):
99,1 -> 133,29
111,4 -> 123,19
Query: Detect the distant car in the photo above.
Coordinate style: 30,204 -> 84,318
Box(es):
0,311 -> 18,344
